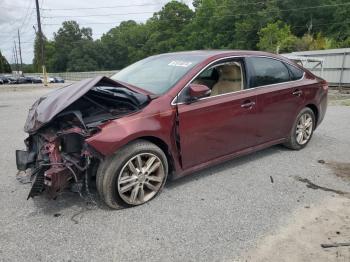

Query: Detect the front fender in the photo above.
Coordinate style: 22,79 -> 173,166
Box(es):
85,108 -> 176,157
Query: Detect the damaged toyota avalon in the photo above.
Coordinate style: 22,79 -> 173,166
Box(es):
16,50 -> 328,209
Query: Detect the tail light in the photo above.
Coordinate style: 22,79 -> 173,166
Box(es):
321,80 -> 328,91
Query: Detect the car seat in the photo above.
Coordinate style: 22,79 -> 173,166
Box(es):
211,64 -> 242,96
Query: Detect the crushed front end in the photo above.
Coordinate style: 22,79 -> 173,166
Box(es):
16,126 -> 97,199
16,76 -> 150,199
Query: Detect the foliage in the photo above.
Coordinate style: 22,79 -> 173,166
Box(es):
0,50 -> 12,73
257,21 -> 298,53
31,0 -> 349,73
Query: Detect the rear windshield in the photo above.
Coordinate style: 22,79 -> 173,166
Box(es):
111,54 -> 205,94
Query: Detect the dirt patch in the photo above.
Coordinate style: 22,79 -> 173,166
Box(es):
325,161 -> 350,181
293,161 -> 350,198
244,196 -> 350,262
328,90 -> 350,106
294,176 -> 350,197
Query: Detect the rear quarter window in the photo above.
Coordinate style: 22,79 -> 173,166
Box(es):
286,63 -> 304,80
246,57 -> 290,88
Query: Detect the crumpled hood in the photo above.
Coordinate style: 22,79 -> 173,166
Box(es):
24,76 -> 148,134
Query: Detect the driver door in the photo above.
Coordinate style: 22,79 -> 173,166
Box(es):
177,59 -> 259,169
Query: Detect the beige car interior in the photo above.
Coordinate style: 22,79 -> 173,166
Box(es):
211,63 -> 242,96
192,62 -> 243,97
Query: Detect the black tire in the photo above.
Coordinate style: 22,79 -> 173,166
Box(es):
96,140 -> 168,209
284,107 -> 315,150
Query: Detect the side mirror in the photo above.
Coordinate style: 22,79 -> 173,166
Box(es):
188,83 -> 211,101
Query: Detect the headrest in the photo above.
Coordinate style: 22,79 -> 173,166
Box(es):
218,65 -> 241,81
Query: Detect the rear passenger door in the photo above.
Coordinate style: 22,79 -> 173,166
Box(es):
245,57 -> 305,144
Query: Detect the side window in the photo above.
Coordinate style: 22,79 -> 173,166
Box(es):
198,67 -> 214,78
191,60 -> 244,96
191,67 -> 219,88
247,57 -> 290,88
285,63 -> 304,80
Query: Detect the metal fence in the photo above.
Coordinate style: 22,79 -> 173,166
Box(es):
285,48 -> 350,88
30,70 -> 119,81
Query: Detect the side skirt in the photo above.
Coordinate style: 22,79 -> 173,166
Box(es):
173,138 -> 287,179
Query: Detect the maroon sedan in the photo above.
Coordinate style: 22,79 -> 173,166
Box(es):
16,50 -> 328,209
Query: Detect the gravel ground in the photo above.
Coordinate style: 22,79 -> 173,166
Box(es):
0,88 -> 349,262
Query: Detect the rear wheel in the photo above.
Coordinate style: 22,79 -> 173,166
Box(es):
284,107 -> 315,150
96,140 -> 168,209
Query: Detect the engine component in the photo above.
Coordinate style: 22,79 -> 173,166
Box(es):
44,166 -> 72,197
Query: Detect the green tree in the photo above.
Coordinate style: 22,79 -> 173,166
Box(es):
294,33 -> 335,51
36,0 -> 350,72
276,0 -> 334,37
186,0 -> 281,50
22,64 -> 35,73
48,21 -> 94,72
185,0 -> 223,49
66,38 -> 113,71
338,37 -> 350,48
33,33 -> 51,72
101,20 -> 148,69
232,0 -> 281,49
257,21 -> 298,53
326,0 -> 350,42
0,50 -> 12,73
144,1 -> 194,53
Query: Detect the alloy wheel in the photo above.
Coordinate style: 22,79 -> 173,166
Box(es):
117,153 -> 165,205
295,113 -> 313,145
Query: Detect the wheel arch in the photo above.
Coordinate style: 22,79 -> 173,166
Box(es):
305,103 -> 319,127
133,136 -> 176,177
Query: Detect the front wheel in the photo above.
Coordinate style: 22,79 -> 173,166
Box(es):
96,140 -> 168,209
284,107 -> 315,150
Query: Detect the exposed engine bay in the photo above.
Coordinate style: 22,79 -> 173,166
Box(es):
16,76 -> 150,199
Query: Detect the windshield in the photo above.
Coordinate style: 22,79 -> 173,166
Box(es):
111,54 -> 205,94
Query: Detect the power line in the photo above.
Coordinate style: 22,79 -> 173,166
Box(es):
40,0 -> 266,11
0,0 -> 36,50
18,0 -> 35,34
41,2 -> 350,21
3,1 -> 350,64
41,2 -> 162,11
42,11 -> 155,19
37,20 -> 350,44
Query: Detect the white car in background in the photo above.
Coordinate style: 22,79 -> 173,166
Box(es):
40,76 -> 56,83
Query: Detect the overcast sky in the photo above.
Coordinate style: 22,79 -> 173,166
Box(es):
0,0 -> 193,64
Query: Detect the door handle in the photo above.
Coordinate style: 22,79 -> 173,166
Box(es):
292,90 -> 303,96
241,101 -> 255,108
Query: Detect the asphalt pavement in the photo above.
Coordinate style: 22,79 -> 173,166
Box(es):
0,87 -> 349,262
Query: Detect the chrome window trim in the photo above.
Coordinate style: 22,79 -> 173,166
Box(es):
171,55 -> 305,106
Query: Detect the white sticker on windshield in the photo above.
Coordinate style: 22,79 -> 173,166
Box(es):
168,60 -> 193,67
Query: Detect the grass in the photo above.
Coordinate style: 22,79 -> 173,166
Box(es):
340,99 -> 350,106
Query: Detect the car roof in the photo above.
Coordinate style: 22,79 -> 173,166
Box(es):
154,50 -> 281,59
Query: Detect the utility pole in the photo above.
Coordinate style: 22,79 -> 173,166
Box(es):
17,29 -> 23,74
14,41 -> 19,75
12,47 -> 16,74
12,48 -> 15,73
35,0 -> 47,85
